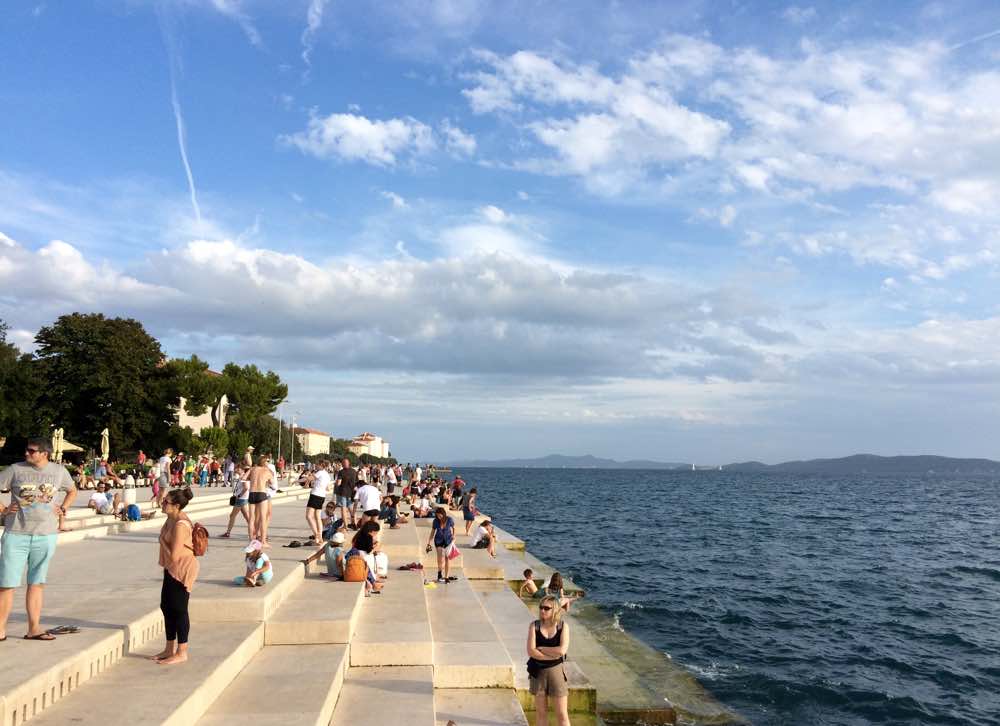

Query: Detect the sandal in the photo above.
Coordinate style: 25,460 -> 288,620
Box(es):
47,625 -> 80,635
24,632 -> 56,641
218,533 -> 231,538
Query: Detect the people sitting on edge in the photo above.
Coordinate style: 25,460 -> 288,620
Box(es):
412,492 -> 433,518
519,568 -> 540,598
378,495 -> 407,529
321,501 -> 345,541
463,487 -> 479,534
235,540 -> 272,587
344,531 -> 382,595
544,572 -> 584,612
88,481 -> 123,516
301,529 -> 347,578
471,518 -> 497,558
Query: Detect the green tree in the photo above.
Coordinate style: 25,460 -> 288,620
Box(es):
165,355 -> 224,421
229,430 -> 252,459
0,320 -> 42,442
197,426 -> 229,457
33,313 -> 173,455
221,363 -> 287,422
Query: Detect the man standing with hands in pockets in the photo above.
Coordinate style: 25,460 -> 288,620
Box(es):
0,437 -> 77,641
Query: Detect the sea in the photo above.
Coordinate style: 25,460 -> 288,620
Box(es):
468,468 -> 1000,726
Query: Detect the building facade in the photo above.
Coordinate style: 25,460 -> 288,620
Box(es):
349,431 -> 390,459
295,427 -> 332,457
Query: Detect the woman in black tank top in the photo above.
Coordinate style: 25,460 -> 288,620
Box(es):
526,595 -> 571,725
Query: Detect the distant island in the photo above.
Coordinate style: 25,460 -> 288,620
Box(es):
449,453 -> 1000,475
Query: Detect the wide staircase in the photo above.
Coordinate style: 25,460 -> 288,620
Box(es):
0,490 -> 654,726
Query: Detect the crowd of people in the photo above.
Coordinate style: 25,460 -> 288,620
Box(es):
0,443 -> 576,723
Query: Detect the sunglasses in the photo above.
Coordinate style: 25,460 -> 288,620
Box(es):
539,605 -> 553,612
25,448 -> 41,454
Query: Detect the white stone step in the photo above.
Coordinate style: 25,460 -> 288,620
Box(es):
434,688 -> 528,726
471,581 -> 596,714
350,570 -> 433,666
425,576 -> 513,688
330,666 -> 435,726
195,644 -> 348,726
265,577 -> 364,645
21,623 -> 263,726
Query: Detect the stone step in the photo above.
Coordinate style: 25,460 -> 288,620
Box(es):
454,544 -> 504,579
195,643 -> 349,726
434,688 -> 528,726
350,570 -> 433,666
377,518 -> 421,560
330,666 -> 435,726
425,576 -> 513,688
20,623 -> 263,726
0,501 -> 316,726
470,581 -> 596,714
265,577 -> 364,645
491,524 -> 525,551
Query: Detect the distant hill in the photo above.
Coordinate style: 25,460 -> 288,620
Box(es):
447,452 -> 1000,474
723,454 -> 1000,475
449,454 -> 689,469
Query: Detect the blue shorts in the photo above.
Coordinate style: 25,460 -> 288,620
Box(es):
0,532 -> 59,588
336,496 -> 351,508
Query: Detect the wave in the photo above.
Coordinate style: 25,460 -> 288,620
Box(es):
954,564 -> 1000,582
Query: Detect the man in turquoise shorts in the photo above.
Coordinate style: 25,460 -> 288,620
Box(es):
0,437 -> 77,641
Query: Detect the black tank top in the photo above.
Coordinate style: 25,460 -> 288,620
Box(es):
529,620 -> 565,671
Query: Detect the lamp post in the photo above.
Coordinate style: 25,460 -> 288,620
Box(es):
276,405 -> 283,462
289,411 -> 301,471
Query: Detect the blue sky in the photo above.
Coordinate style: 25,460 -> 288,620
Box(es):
3,0 -> 1000,463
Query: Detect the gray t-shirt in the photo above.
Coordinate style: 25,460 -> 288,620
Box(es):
0,461 -> 75,536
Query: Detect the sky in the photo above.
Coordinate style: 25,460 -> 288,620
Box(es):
2,0 -> 1000,464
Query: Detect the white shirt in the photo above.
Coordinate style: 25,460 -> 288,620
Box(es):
386,468 -> 397,484
416,497 -> 431,512
471,524 -> 491,547
90,491 -> 111,509
355,483 -> 381,512
310,469 -> 331,498
157,455 -> 171,473
266,462 -> 279,498
414,467 -> 422,482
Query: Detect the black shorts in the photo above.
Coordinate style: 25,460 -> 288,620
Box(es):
248,491 -> 267,505
363,509 -> 379,518
307,494 -> 326,510
473,538 -> 490,549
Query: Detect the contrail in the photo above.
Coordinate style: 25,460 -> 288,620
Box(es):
949,27 -> 1000,51
157,3 -> 202,225
301,0 -> 330,73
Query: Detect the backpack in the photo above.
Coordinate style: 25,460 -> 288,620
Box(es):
343,555 -> 368,582
126,504 -> 141,521
191,522 -> 209,556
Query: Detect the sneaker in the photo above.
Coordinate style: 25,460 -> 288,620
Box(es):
446,576 -> 458,582
436,575 -> 445,583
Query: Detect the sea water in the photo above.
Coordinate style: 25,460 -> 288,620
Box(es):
469,468 -> 1000,726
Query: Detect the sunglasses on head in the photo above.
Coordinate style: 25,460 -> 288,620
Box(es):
539,605 -> 553,612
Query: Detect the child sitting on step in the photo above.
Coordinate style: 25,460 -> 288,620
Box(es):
235,540 -> 272,587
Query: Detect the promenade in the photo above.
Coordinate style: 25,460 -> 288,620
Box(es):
0,482 -> 732,726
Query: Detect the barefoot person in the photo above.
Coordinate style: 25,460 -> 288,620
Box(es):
152,487 -> 199,665
0,438 -> 77,641
246,456 -> 275,547
219,467 -> 249,539
526,595 -> 571,726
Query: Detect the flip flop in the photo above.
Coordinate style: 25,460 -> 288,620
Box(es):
24,632 -> 56,641
47,625 -> 80,635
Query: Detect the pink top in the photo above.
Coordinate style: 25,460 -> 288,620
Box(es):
158,516 -> 200,592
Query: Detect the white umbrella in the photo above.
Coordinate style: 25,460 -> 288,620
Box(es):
100,428 -> 110,460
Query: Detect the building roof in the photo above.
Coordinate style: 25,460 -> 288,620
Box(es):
294,427 -> 331,437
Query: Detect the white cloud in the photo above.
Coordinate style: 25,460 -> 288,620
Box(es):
0,231 -> 15,247
380,190 -> 409,209
478,205 -> 508,224
281,112 -> 435,166
929,178 -> 1000,215
440,119 -> 477,156
781,6 -> 817,24
205,0 -> 262,47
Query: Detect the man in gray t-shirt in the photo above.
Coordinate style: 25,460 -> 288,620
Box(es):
0,437 -> 77,640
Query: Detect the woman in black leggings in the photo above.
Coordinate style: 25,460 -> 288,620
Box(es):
151,487 -> 199,665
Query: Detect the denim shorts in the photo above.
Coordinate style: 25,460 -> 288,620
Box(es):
0,532 -> 59,588
336,496 -> 351,508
